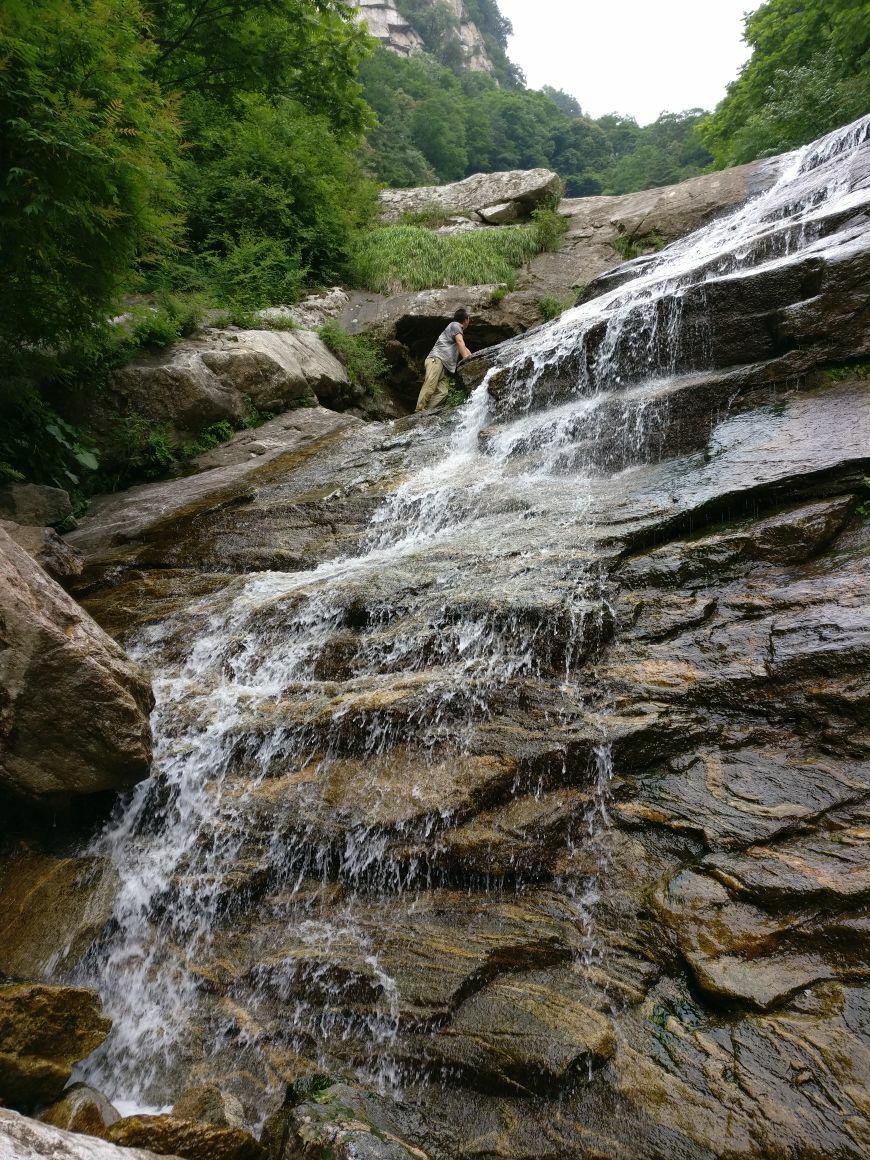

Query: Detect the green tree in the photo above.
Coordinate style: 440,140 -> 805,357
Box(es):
147,0 -> 372,137
701,0 -> 870,166
0,0 -> 178,353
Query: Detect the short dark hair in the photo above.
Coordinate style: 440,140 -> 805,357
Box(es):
453,307 -> 469,323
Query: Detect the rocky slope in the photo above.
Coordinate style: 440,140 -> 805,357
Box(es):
1,120 -> 869,1159
352,0 -> 495,73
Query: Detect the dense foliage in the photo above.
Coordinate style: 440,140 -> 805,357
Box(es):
3,0 -> 867,496
0,0 -> 375,490
700,0 -> 870,166
360,46 -> 712,194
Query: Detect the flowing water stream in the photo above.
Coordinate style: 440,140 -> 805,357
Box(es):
71,116 -> 870,1116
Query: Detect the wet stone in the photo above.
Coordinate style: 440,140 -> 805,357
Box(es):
106,1114 -> 266,1160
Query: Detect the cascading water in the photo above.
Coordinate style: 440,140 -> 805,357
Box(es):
70,116 -> 870,1119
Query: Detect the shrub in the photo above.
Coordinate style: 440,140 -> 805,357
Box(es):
319,321 -> 388,396
538,296 -> 566,321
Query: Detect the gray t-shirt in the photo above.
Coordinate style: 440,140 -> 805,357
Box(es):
428,321 -> 464,374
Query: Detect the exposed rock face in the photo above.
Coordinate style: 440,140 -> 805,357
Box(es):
106,1114 -> 266,1160
65,407 -> 365,561
0,984 -> 111,1109
21,122 -> 870,1156
0,1108 -> 180,1160
172,1086 -> 245,1130
0,527 -> 153,805
377,168 -> 562,224
39,1082 -> 121,1138
0,482 -> 73,527
0,520 -> 84,579
352,0 -> 494,74
0,850 -> 119,979
352,0 -> 424,57
262,1081 -> 429,1159
77,329 -> 351,461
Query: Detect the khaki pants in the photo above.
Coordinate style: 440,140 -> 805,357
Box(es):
415,357 -> 448,412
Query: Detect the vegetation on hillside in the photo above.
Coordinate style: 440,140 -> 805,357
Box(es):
700,0 -> 869,166
1,0 -> 866,498
360,45 -> 712,194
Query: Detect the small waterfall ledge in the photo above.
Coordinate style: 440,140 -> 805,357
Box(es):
8,118 -> 870,1158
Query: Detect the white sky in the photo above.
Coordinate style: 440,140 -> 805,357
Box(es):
497,0 -> 755,125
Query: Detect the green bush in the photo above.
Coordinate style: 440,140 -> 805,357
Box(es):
319,321 -> 387,396
538,296 -> 565,321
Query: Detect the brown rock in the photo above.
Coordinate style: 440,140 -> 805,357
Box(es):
172,1085 -> 245,1129
0,850 -> 118,979
426,972 -> 615,1091
0,527 -> 153,803
38,1081 -> 120,1137
106,1114 -> 266,1160
0,983 -> 111,1109
0,521 -> 84,579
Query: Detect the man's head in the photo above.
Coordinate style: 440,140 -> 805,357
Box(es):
454,307 -> 470,329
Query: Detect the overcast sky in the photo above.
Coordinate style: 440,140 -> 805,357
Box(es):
497,0 -> 755,125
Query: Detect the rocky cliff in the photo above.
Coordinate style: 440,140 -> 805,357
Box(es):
352,0 -> 496,74
1,119 -> 869,1160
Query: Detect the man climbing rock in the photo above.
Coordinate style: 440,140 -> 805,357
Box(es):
415,308 -> 472,412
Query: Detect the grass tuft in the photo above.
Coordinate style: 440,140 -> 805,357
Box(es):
350,209 -> 567,295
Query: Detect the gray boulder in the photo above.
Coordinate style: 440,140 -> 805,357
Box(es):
83,329 -> 350,456
0,526 -> 153,803
0,520 -> 84,579
377,168 -> 562,224
0,483 -> 72,527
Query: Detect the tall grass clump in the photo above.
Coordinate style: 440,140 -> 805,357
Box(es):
350,210 -> 567,294
319,320 -> 388,396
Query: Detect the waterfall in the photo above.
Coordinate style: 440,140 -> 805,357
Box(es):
71,116 -> 870,1114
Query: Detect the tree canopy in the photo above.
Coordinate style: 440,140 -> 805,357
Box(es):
700,0 -> 870,166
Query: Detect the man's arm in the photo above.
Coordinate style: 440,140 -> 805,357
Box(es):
455,332 -> 472,361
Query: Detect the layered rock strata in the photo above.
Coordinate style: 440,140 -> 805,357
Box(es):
7,121 -> 870,1158
0,527 -> 153,806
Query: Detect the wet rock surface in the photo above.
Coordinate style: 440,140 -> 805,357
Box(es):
0,850 -> 119,979
0,984 -> 111,1109
0,527 -> 153,806
38,1081 -> 121,1137
106,1114 -> 266,1160
0,1108 -> 180,1159
17,121 -> 870,1156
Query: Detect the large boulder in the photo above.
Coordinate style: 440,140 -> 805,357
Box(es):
0,983 -> 111,1110
0,849 -> 119,979
38,1082 -> 121,1138
106,1114 -> 266,1160
0,526 -> 153,804
0,483 -> 73,528
377,168 -> 562,224
79,329 -> 351,459
0,1107 -> 178,1159
0,520 -> 84,579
